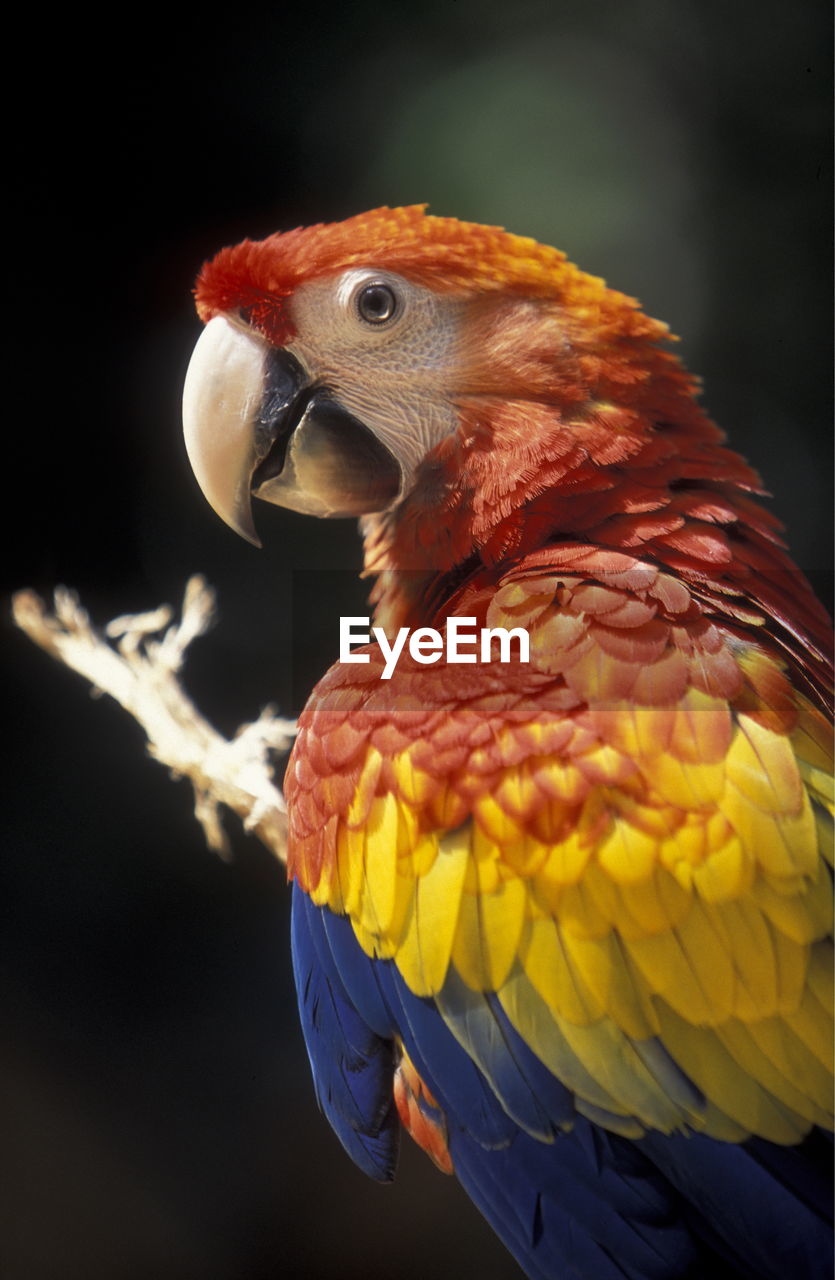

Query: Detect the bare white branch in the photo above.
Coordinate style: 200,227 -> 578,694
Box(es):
12,577 -> 296,864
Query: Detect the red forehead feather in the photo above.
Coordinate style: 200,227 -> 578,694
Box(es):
193,205 -> 654,345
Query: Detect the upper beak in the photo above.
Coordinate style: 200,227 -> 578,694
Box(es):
182,314 -> 402,545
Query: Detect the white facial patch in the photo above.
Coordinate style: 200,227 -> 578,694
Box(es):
285,269 -> 467,480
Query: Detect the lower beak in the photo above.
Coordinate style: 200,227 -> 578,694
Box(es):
182,314 -> 402,545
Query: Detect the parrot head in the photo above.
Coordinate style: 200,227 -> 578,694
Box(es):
184,206 -> 725,552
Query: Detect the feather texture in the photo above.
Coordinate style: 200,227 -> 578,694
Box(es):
287,557 -> 832,1273
191,207 -> 833,1277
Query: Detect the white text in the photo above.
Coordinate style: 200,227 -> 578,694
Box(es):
339,616 -> 530,680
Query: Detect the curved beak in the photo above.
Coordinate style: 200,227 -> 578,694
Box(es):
182,315 -> 401,544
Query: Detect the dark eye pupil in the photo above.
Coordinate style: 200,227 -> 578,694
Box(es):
358,283 -> 397,324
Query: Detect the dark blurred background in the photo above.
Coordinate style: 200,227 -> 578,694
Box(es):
3,2 -> 832,1277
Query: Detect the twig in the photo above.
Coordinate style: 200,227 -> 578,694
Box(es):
11,576 -> 296,862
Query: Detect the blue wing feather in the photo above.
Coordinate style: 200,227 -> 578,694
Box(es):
291,891 -> 833,1278
639,1130 -> 834,1280
290,887 -> 399,1181
320,901 -> 394,1038
373,957 -> 519,1149
433,967 -> 576,1137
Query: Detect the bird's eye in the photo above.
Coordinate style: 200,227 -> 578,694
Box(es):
356,282 -> 399,325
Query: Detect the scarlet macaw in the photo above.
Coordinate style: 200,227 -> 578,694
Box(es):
181,207 -> 833,1279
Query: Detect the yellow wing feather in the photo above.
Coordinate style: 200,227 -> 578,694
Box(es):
295,580 -> 833,1147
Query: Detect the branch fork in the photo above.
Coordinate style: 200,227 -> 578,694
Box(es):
12,576 -> 296,862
